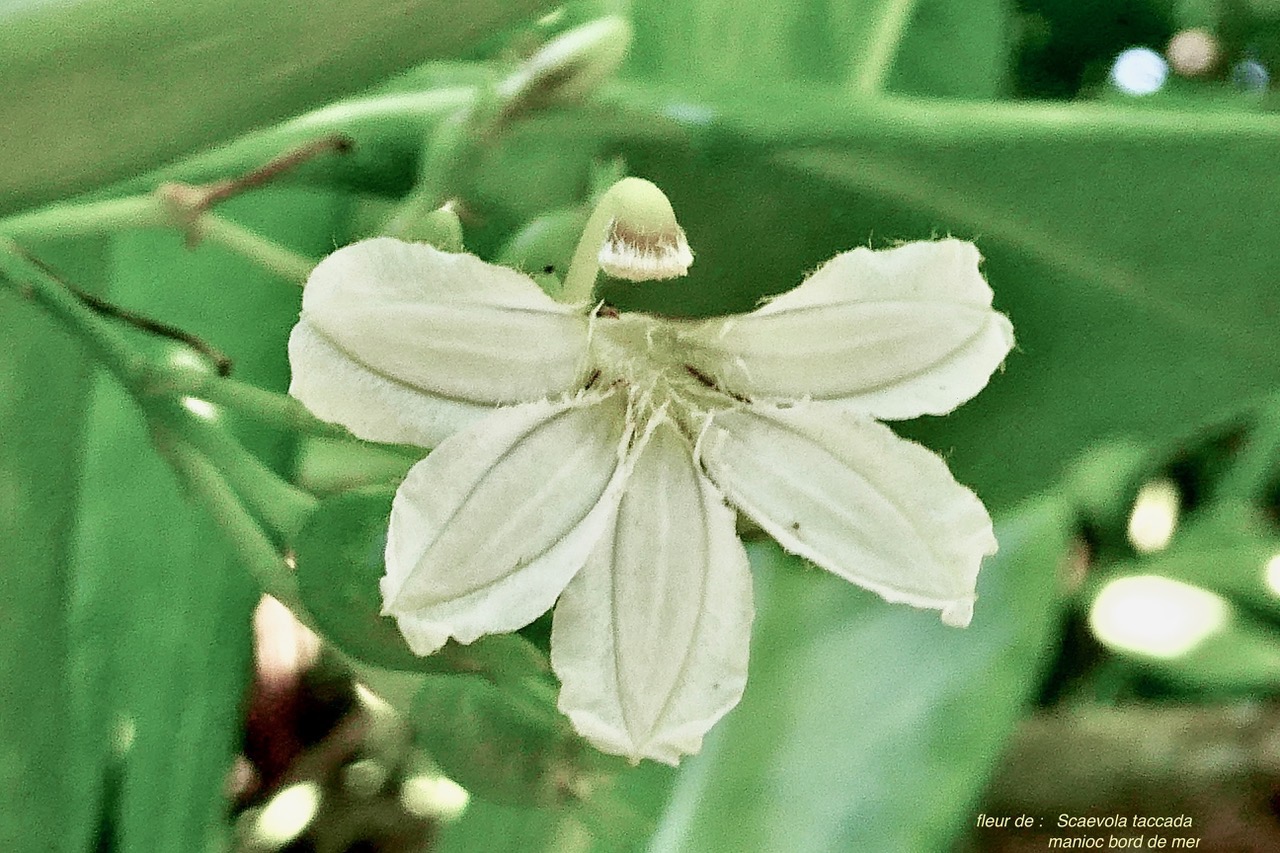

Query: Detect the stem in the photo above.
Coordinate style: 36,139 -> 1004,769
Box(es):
2,233 -> 436,720
74,287 -> 233,375
380,105 -> 477,240
156,434 -> 306,615
0,238 -> 145,381
2,235 -> 334,455
849,0 -> 919,96
3,238 -> 340,443
163,404 -> 318,543
415,108 -> 474,202
560,176 -> 691,303
195,135 -> 353,209
0,195 -> 166,243
560,195 -> 621,305
163,368 -> 353,439
1,237 -> 317,544
160,431 -> 443,729
606,80 -> 1280,148
0,192 -> 314,285
1215,392 -> 1280,505
118,88 -> 475,197
193,214 -> 315,285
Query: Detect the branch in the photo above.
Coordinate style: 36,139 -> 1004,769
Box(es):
848,0 -> 919,97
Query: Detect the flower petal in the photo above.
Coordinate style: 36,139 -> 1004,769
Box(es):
699,404 -> 995,626
381,393 -> 631,655
551,415 -> 753,764
288,320 -> 491,448
678,239 -> 1013,420
293,237 -> 591,445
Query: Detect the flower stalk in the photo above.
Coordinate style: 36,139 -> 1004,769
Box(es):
381,17 -> 631,242
0,238 -> 315,552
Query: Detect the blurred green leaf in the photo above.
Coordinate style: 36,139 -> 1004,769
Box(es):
650,497 -> 1070,853
432,799 -> 572,853
431,742 -> 676,853
494,206 -> 591,293
589,0 -> 1280,514
628,0 -> 798,87
869,104 -> 1280,511
294,484 -> 548,681
1013,0 -> 1173,99
627,0 -> 1007,94
412,675 -> 605,809
75,373 -> 257,853
434,758 -> 678,853
0,0 -> 559,213
1084,502 -> 1280,693
294,484 -> 422,671
1124,530 -> 1280,623
0,241 -> 107,853
887,0 -> 1009,96
1085,571 -> 1280,694
67,188 -> 348,851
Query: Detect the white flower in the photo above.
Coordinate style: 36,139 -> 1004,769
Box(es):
288,235 -> 1013,765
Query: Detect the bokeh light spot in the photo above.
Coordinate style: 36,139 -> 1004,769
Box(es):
180,396 -> 218,420
1167,29 -> 1218,77
401,774 -> 470,821
254,782 -> 320,848
1111,47 -> 1169,96
1090,575 -> 1228,659
1127,479 -> 1180,553
1264,554 -> 1280,598
1232,59 -> 1270,92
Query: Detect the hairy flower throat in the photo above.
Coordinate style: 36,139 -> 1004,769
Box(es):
589,312 -> 734,432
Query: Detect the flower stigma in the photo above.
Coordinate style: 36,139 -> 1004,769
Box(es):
560,176 -> 692,303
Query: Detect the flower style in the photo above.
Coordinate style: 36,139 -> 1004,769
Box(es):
288,226 -> 1013,765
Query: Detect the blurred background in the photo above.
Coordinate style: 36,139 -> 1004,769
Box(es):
4,0 -> 1280,850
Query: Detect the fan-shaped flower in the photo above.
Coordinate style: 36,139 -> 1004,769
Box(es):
288,228 -> 1012,765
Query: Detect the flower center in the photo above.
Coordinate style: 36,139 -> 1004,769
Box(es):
588,312 -> 728,430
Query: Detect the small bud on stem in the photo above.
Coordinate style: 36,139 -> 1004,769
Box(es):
497,17 -> 633,117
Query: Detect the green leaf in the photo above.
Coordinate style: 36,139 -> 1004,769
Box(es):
774,118 -> 1280,509
627,0 -> 798,88
75,375 -> 257,853
69,188 -> 347,852
293,484 -> 550,681
412,675 -> 607,809
0,240 -> 107,853
627,0 -> 1008,95
294,484 -> 420,670
493,206 -> 591,294
433,758 -> 677,853
432,800 -> 570,853
1123,537 -> 1280,624
651,496 -> 1070,853
1085,568 -> 1280,694
607,1 -> 1280,512
1083,504 -> 1280,693
886,0 -> 1009,96
0,0 -> 559,213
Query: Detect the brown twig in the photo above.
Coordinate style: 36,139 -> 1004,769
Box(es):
17,248 -> 233,375
194,135 -> 354,210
